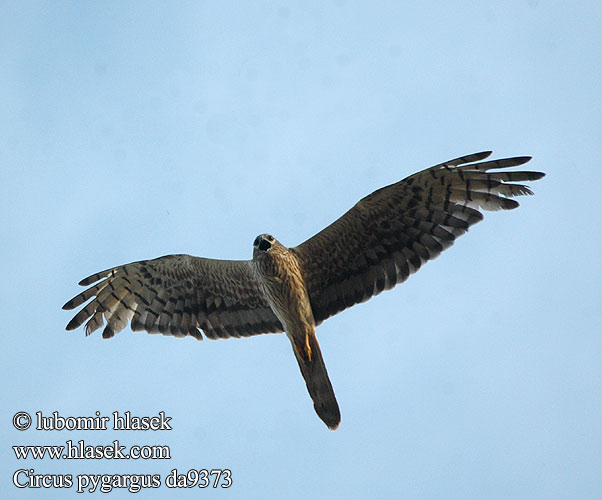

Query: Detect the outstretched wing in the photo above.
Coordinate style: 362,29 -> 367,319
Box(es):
63,254 -> 283,340
292,151 -> 545,324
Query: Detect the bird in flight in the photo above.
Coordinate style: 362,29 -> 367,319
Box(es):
63,151 -> 544,429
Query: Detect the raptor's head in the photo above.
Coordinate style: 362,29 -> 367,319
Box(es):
253,234 -> 275,253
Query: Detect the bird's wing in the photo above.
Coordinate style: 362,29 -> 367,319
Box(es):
63,254 -> 283,340
292,151 -> 545,324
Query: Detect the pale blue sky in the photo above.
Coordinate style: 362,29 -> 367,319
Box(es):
2,1 -> 601,499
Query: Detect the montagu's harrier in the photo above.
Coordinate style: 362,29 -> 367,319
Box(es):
64,151 -> 544,429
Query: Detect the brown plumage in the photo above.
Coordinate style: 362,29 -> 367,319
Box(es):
63,151 -> 544,429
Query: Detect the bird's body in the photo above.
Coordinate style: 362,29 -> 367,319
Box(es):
252,235 -> 340,428
64,151 -> 545,429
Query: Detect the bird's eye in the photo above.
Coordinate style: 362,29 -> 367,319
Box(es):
267,234 -> 274,242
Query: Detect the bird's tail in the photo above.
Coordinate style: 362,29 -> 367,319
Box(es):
289,329 -> 340,430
